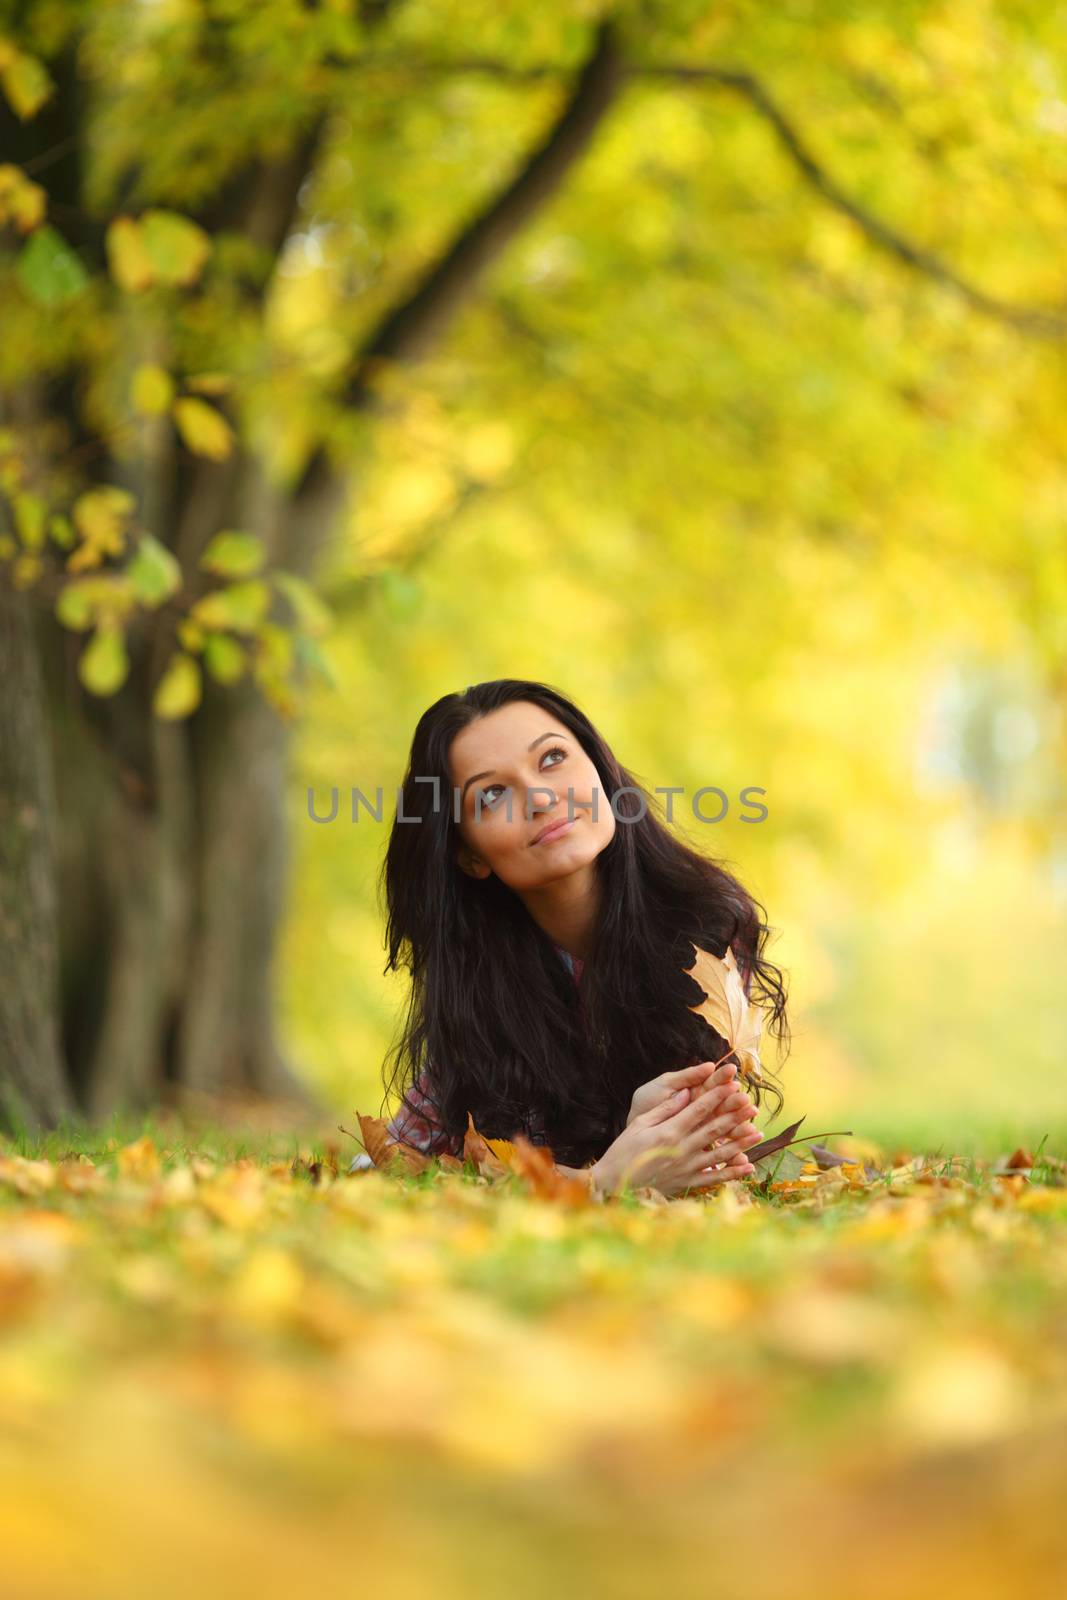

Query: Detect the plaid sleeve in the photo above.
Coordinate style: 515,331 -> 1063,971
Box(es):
386,1069 -> 465,1158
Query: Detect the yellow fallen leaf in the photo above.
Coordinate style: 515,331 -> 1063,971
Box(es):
196,1167 -> 266,1229
463,1114 -> 509,1178
889,1339 -> 1028,1447
683,941 -> 764,1084
116,1136 -> 161,1182
0,1157 -> 55,1196
0,1210 -> 82,1275
228,1247 -> 304,1322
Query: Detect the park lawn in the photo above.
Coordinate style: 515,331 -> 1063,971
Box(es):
1,1111 -> 1065,1600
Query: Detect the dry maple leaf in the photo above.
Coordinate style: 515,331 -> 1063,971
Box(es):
683,942 -> 764,1086
463,1113 -> 509,1177
509,1135 -> 595,1207
483,1135 -> 522,1172
355,1113 -> 431,1175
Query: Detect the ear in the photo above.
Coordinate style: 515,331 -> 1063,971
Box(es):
456,843 -> 492,880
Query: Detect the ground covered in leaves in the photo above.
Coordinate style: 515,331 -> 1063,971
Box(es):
1,1111 -> 1065,1600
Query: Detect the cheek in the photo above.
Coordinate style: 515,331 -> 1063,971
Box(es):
591,804 -> 617,849
577,770 -> 614,838
465,810 -> 529,865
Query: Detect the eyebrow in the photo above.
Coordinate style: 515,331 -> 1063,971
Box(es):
460,731 -> 569,801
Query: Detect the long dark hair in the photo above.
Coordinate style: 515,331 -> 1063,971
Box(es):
379,678 -> 790,1168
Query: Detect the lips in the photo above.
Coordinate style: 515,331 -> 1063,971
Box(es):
530,816 -> 577,846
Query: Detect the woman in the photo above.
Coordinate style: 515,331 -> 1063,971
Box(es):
369,678 -> 789,1199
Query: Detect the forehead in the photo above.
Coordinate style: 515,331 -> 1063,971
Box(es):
447,701 -> 571,780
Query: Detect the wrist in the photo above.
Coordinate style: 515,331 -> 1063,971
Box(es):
588,1156 -> 616,1199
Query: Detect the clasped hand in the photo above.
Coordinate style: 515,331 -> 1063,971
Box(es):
591,1059 -> 762,1199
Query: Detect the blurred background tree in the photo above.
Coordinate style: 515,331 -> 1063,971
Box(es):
1,0 -> 1064,1141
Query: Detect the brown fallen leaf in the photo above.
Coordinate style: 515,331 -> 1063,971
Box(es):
355,1113 -> 431,1175
807,1142 -> 853,1170
463,1113 -> 509,1178
483,1135 -> 522,1172
508,1135 -> 596,1207
745,1117 -> 807,1164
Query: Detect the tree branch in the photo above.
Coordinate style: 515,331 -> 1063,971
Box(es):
292,19 -> 626,511
343,48 -> 1067,339
192,117 -> 331,298
658,65 -> 1067,338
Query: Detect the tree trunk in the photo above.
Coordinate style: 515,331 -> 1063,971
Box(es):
172,458 -> 349,1103
0,19 -> 624,1129
36,597 -> 323,1122
176,672 -> 302,1098
0,590 -> 76,1134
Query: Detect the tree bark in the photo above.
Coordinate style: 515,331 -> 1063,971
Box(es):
0,590 -> 76,1134
2,19 -> 625,1128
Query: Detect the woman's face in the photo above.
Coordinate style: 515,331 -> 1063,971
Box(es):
449,700 -> 616,891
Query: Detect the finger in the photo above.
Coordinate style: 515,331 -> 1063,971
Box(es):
646,1087 -> 693,1125
685,1109 -> 757,1150
696,1171 -> 755,1191
720,1096 -> 758,1126
671,1087 -> 734,1132
698,1131 -> 760,1164
658,1076 -> 752,1133
696,1149 -> 755,1179
717,1120 -> 763,1149
684,1157 -> 756,1192
689,1059 -> 737,1089
687,1085 -> 749,1122
661,1063 -> 720,1089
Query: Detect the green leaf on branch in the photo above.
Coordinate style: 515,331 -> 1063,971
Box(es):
203,633 -> 246,685
55,585 -> 94,631
131,365 -> 175,417
48,514 -> 74,549
0,162 -> 46,231
0,42 -> 54,119
172,397 -> 234,460
15,225 -> 88,306
105,210 -> 210,292
153,652 -> 202,719
13,493 -> 45,549
56,575 -> 136,632
199,530 -> 265,578
177,618 -> 206,653
69,487 -> 136,572
78,626 -> 129,696
106,216 -> 155,292
191,578 -> 270,633
272,570 -> 332,637
127,535 -> 182,607
141,209 -> 211,286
